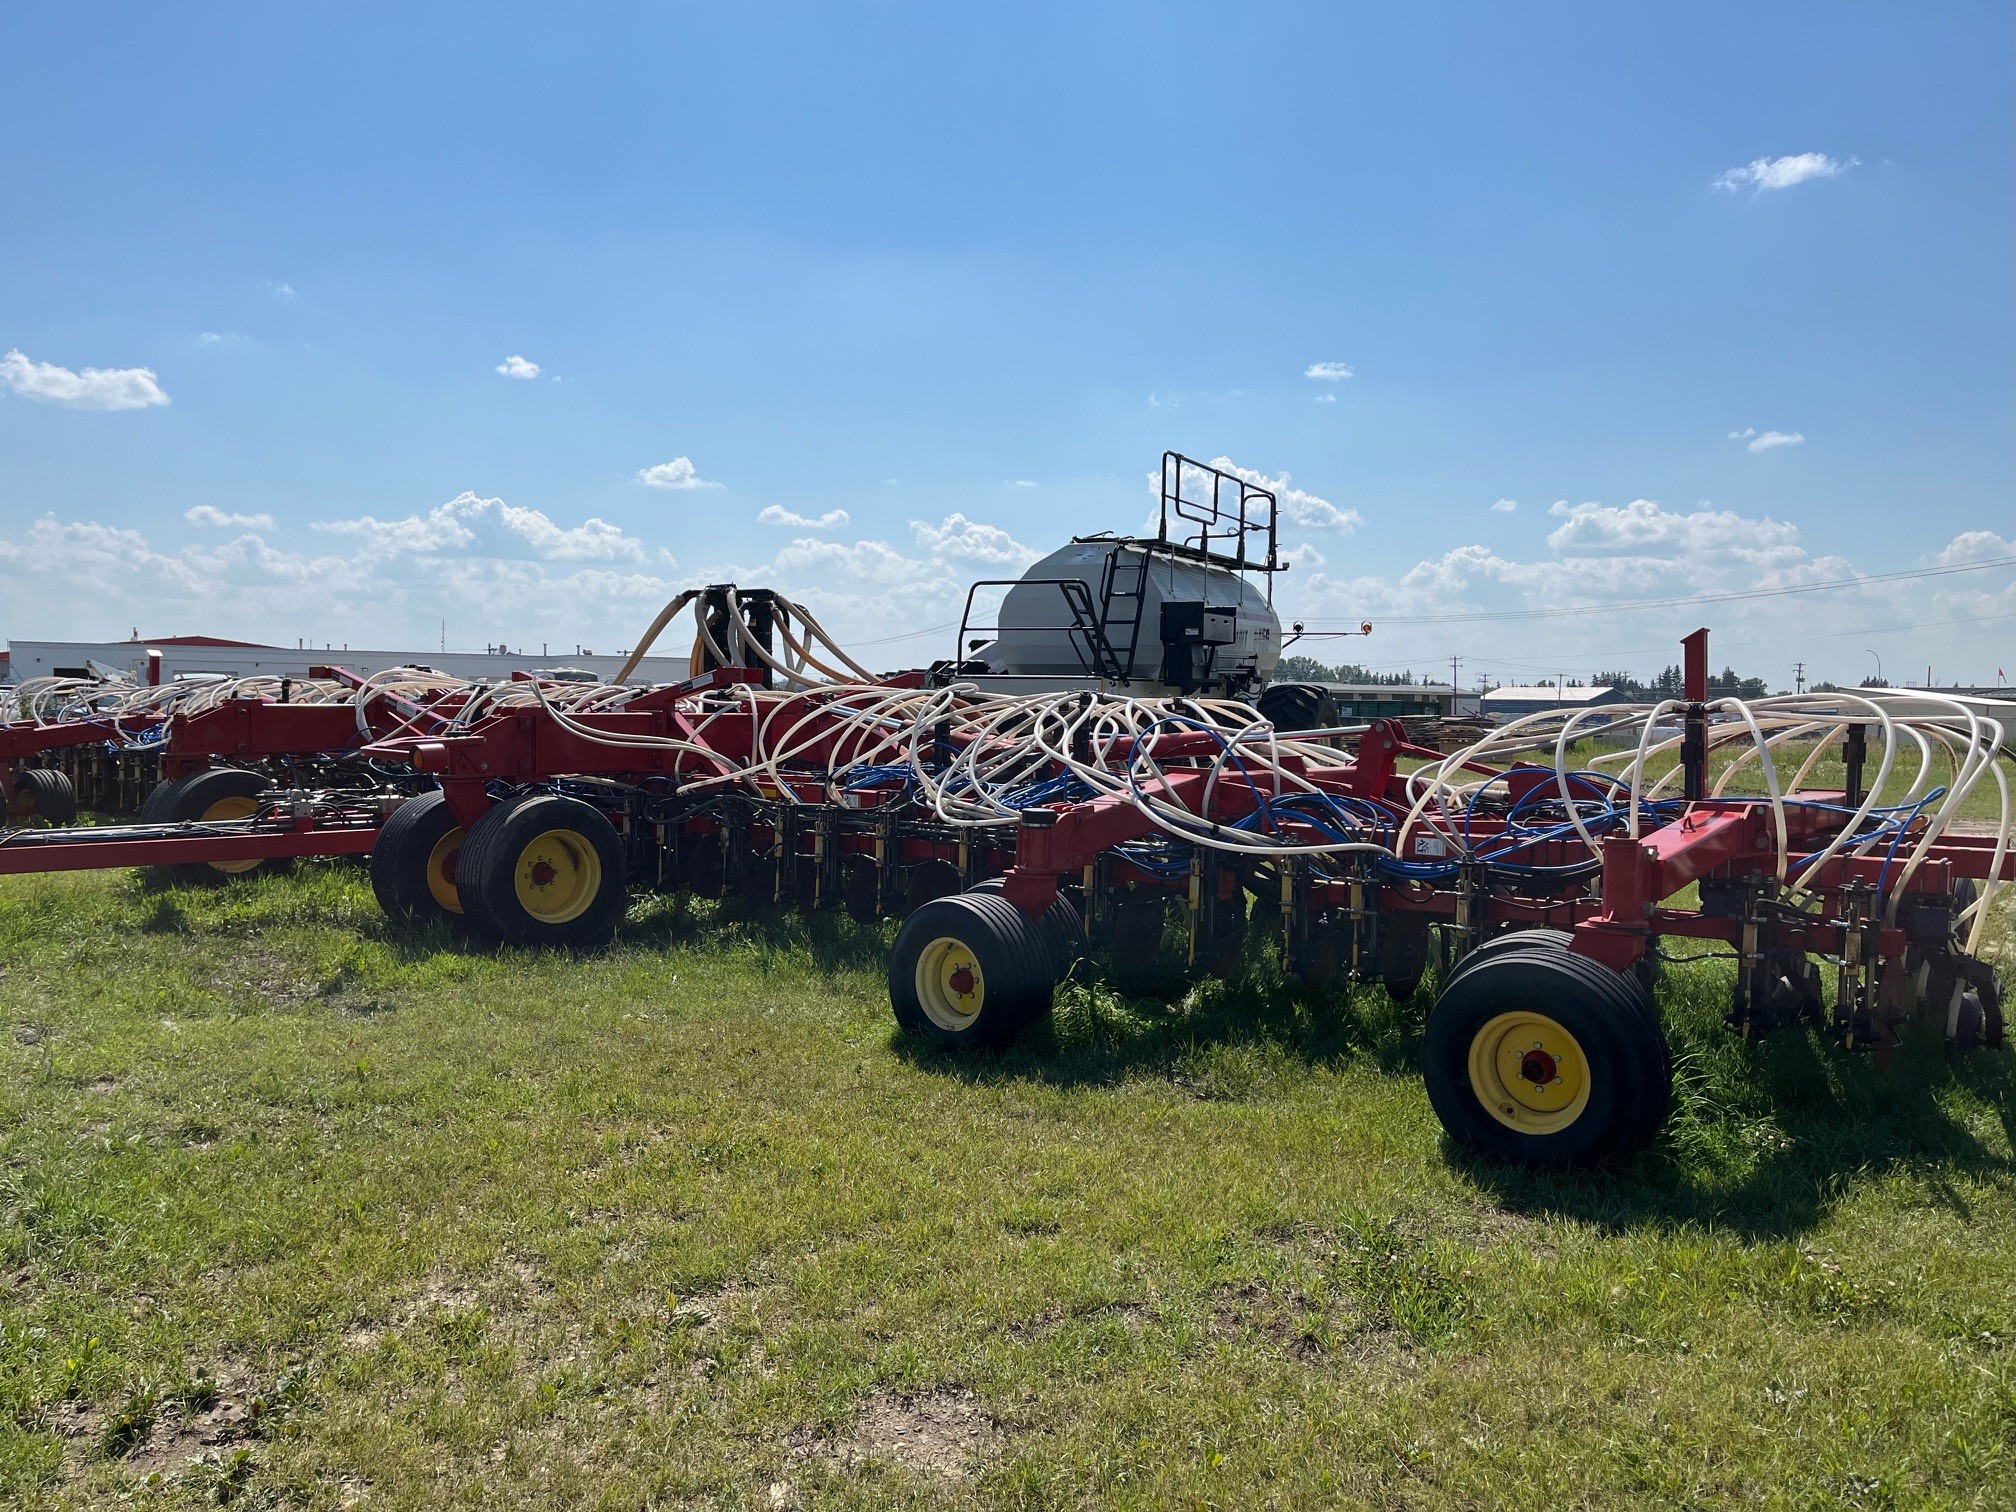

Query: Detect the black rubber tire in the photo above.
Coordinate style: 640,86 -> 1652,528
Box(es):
968,878 -> 1086,983
843,856 -> 883,923
1423,947 -> 1670,1168
457,794 -> 628,949
369,790 -> 466,924
1256,682 -> 1340,734
889,891 -> 1056,1049
9,769 -> 76,826
1440,926 -> 1671,1149
1204,885 -> 1250,979
1443,928 -> 1575,990
1106,895 -> 1175,990
903,859 -> 962,916
139,772 -> 195,825
1379,910 -> 1435,1000
143,768 -> 279,885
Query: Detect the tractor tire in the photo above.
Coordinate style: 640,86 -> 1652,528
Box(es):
1422,946 -> 1671,1168
143,768 -> 281,885
6,769 -> 76,827
889,891 -> 1059,1050
968,878 -> 1086,982
1256,682 -> 1340,734
457,794 -> 628,949
369,790 -> 467,924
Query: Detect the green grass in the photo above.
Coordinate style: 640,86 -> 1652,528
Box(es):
1,862 -> 2013,1508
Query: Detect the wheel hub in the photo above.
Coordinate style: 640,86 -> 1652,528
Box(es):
512,829 -> 603,925
1467,1010 -> 1592,1135
914,936 -> 986,1032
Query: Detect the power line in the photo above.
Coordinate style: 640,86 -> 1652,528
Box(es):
850,620 -> 960,647
1301,555 -> 2016,626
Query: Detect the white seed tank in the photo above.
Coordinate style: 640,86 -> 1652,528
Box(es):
965,537 -> 1282,698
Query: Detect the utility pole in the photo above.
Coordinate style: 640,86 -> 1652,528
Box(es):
1793,661 -> 1806,695
1449,654 -> 1460,715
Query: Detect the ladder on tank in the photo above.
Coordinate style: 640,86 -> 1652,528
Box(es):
1096,547 -> 1151,684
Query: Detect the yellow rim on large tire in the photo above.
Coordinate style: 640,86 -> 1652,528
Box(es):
1467,1010 -> 1591,1135
512,828 -> 601,925
426,827 -> 465,914
202,795 -> 264,874
4,791 -> 34,822
914,936 -> 985,1031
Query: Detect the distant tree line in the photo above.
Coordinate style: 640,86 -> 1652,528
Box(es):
1277,656 -> 1781,696
1275,655 -> 1417,685
1592,666 -> 1771,699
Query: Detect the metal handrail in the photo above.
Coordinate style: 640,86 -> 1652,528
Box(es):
951,578 -> 1125,682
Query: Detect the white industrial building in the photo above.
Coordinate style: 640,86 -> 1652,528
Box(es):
1480,684 -> 1628,720
1,634 -> 693,686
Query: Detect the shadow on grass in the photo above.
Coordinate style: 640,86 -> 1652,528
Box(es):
1462,1020 -> 2016,1242
614,890 -> 896,974
899,939 -> 2016,1244
892,945 -> 1431,1093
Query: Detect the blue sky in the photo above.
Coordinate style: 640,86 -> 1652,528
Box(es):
2,3 -> 2010,687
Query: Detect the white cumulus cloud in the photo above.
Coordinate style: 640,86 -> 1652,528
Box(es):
1714,152 -> 1856,194
1198,456 -> 1362,533
1009,479 -> 1040,488
1,349 -> 170,411
758,505 -> 850,529
496,354 -> 541,380
1490,498 -> 1518,513
1304,361 -> 1353,381
1747,430 -> 1804,453
638,457 -> 721,490
909,514 -> 1039,566
314,492 -> 650,563
1544,498 -> 1803,566
1313,393 -> 1338,404
185,505 -> 276,529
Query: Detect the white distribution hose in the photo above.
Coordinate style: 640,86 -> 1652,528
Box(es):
13,584 -> 2011,935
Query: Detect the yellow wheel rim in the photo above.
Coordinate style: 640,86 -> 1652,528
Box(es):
1468,1011 -> 1591,1135
512,828 -> 602,924
914,936 -> 985,1031
201,794 -> 264,874
4,790 -> 35,823
426,826 -> 465,914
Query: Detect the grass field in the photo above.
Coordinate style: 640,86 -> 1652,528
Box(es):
2,861 -> 2013,1508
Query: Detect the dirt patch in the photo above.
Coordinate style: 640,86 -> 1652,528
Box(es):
123,1396 -> 248,1477
13,1022 -> 44,1046
196,950 -> 320,1010
414,1273 -> 479,1312
1011,1299 -> 1153,1340
831,1389 -> 1001,1481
